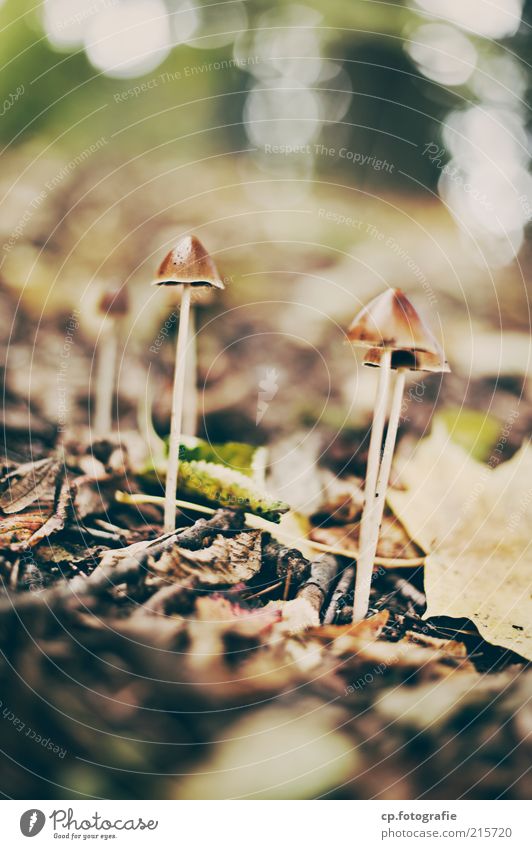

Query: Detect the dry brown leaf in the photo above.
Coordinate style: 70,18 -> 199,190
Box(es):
72,473 -> 122,520
0,456 -> 62,514
387,423 -> 486,554
402,630 -> 467,658
159,530 -> 263,585
27,478 -> 72,546
34,539 -> 94,566
0,511 -> 50,546
312,612 -> 470,677
389,426 -> 532,661
340,635 -> 471,674
0,471 -> 72,549
308,610 -> 390,642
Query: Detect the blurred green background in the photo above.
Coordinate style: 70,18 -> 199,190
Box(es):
2,1 -> 531,228
2,0 -> 531,192
1,0 -> 532,802
1,0 -> 531,439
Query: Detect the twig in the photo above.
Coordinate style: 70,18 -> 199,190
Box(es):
70,525 -> 123,545
72,509 -> 241,596
244,580 -> 283,601
175,510 -> 244,549
301,538 -> 423,568
297,554 -> 340,617
391,576 -> 426,609
262,539 -> 311,584
283,564 -> 293,600
323,564 -> 355,625
95,519 -> 129,535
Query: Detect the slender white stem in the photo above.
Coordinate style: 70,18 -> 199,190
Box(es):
164,284 -> 191,532
353,349 -> 392,621
182,304 -> 198,436
137,378 -> 166,470
373,367 -> 406,519
94,320 -> 117,436
356,367 -> 407,613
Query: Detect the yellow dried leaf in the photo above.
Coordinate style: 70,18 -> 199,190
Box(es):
389,427 -> 532,661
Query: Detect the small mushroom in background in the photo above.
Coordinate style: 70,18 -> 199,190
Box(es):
94,283 -> 130,436
152,235 -> 224,532
347,288 -> 449,621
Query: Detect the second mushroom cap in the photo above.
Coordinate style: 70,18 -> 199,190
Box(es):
347,288 -> 449,373
153,235 -> 224,289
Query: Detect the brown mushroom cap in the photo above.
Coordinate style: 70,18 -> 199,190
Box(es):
97,283 -> 130,317
153,235 -> 224,289
363,345 -> 450,373
348,288 -> 450,372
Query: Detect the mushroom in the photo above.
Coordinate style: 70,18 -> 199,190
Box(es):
182,279 -> 220,436
347,288 -> 449,621
94,283 -> 129,436
153,235 -> 224,532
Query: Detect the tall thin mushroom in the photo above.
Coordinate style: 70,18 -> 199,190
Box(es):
182,281 -> 220,436
94,283 -> 129,437
152,235 -> 224,532
183,303 -> 198,436
347,288 -> 449,621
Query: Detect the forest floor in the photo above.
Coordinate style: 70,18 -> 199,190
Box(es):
0,152 -> 530,800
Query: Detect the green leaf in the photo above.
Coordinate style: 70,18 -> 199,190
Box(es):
177,459 -> 289,523
178,437 -> 267,482
436,407 -> 501,462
